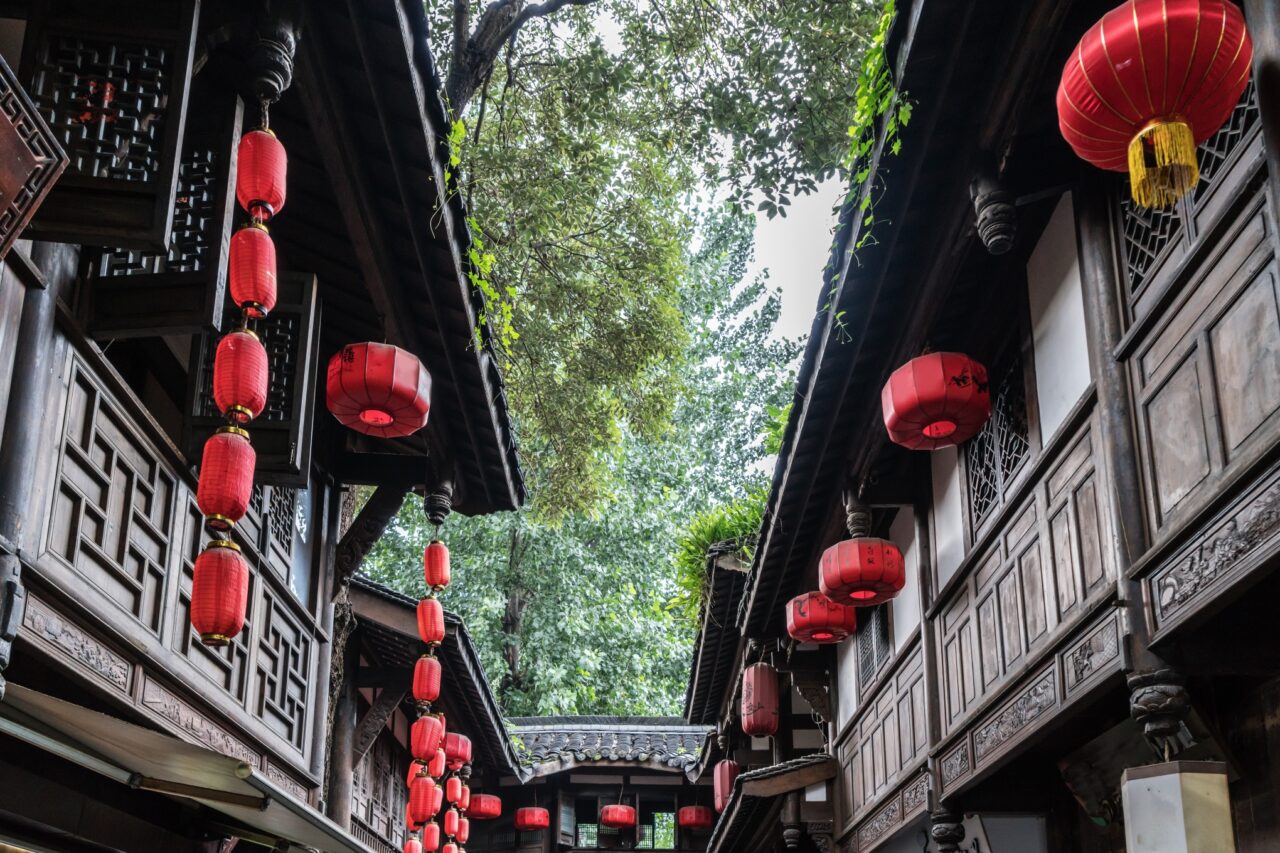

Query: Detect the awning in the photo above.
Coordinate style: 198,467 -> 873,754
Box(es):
0,684 -> 372,853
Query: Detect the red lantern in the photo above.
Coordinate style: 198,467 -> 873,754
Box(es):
677,805 -> 714,830
190,541 -> 249,646
407,761 -> 428,788
1057,0 -> 1253,208
446,775 -> 462,804
326,343 -> 432,438
443,808 -> 459,837
459,784 -> 471,811
444,733 -> 472,771
418,597 -> 445,646
414,655 -> 442,704
229,224 -> 278,318
428,747 -> 447,779
442,844 -> 457,853
214,328 -> 268,425
515,807 -> 550,831
600,804 -> 636,829
467,793 -> 502,820
786,592 -> 858,643
431,783 -> 444,815
882,353 -> 990,450
714,760 -> 739,813
406,803 -> 422,832
197,426 -> 255,531
740,663 -> 779,737
404,838 -> 422,853
412,714 -> 445,761
410,776 -> 438,825
425,540 -> 451,591
820,538 -> 906,605
457,817 -> 470,844
237,129 -> 287,220
421,823 -> 440,852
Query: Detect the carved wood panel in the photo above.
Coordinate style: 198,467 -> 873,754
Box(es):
353,732 -> 410,850
0,52 -> 68,260
252,581 -> 313,752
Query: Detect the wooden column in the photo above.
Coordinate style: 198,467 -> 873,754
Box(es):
327,634 -> 360,829
1243,0 -> 1280,228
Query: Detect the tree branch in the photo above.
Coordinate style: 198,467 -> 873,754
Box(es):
497,0 -> 599,47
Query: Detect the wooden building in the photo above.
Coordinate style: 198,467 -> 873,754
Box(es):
686,0 -> 1280,851
0,1 -> 523,850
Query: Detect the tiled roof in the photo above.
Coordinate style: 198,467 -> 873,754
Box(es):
507,716 -> 714,780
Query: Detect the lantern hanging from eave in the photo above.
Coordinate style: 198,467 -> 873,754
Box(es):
467,793 -> 502,820
414,655 -> 442,705
404,837 -> 423,853
740,663 -> 779,737
600,804 -> 636,829
237,128 -> 287,220
444,733 -> 472,771
446,775 -> 462,804
515,807 -> 550,831
421,823 -> 440,852
190,540 -> 249,646
418,597 -> 446,646
425,540 -> 451,591
228,223 -> 278,318
714,760 -> 739,813
196,426 -> 256,531
428,747 -> 447,779
326,342 -> 432,438
410,776 -> 438,825
1057,0 -> 1253,208
412,714 -> 446,761
882,352 -> 990,450
819,537 -> 906,606
677,805 -> 714,830
787,592 -> 859,643
443,808 -> 459,838
213,327 -> 268,424
457,816 -> 470,844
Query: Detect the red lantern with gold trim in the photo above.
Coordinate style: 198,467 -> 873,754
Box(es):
213,328 -> 268,425
326,343 -> 431,438
1057,0 -> 1253,208
425,540 -> 451,591
882,353 -> 990,450
515,807 -> 550,831
414,655 -> 442,704
678,805 -> 714,830
600,804 -> 636,829
237,129 -> 287,220
714,760 -> 739,813
418,597 -> 445,646
740,663 -> 779,737
229,224 -> 278,319
819,538 -> 906,606
197,426 -> 255,531
191,540 -> 249,646
467,793 -> 502,820
786,592 -> 858,643
444,733 -> 472,771
410,776 -> 438,825
421,823 -> 440,852
412,714 -> 445,761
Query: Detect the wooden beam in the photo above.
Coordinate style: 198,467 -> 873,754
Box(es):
326,639 -> 359,829
353,685 -> 409,764
333,485 -> 410,595
741,757 -> 836,798
348,583 -> 421,640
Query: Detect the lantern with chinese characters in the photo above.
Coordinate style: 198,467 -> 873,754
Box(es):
196,427 -> 255,531
410,776 -> 438,825
326,343 -> 432,438
601,804 -> 636,829
714,760 -> 739,813
1057,0 -> 1253,208
425,540 -> 451,591
213,329 -> 268,424
237,129 -> 287,220
786,592 -> 858,643
191,541 -> 250,646
412,714 -> 445,761
678,805 -> 714,830
414,655 -> 442,705
228,223 -> 278,318
740,663 -> 779,737
418,598 -> 445,646
820,537 -> 905,606
882,352 -> 990,450
467,793 -> 502,820
515,807 -> 550,831
444,733 -> 472,771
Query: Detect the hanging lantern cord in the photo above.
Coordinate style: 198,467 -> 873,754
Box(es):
259,97 -> 271,131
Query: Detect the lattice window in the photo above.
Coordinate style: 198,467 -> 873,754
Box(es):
1191,79 -> 1259,207
856,604 -> 892,690
577,824 -> 599,847
964,352 -> 1030,531
1120,199 -> 1182,298
268,487 -> 296,559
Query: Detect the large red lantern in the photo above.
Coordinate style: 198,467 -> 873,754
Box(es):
1057,0 -> 1253,208
677,805 -> 714,830
326,343 -> 431,438
515,807 -> 550,831
600,804 -> 636,829
428,747 -> 447,779
412,715 -> 445,761
467,793 -> 502,820
214,328 -> 268,424
197,426 -> 256,531
410,776 -> 438,825
443,808 -> 459,838
714,760 -> 739,813
786,592 -> 858,643
425,540 -> 451,591
414,655 -> 442,704
740,663 -> 779,737
456,817 -> 469,844
444,733 -> 472,770
190,541 -> 249,646
421,823 -> 440,852
229,224 -> 278,318
820,537 -> 906,606
418,597 -> 445,646
404,838 -> 422,853
237,129 -> 287,220
882,353 -> 990,450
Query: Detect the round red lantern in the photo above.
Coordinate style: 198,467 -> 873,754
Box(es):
677,805 -> 714,830
214,328 -> 268,424
820,537 -> 906,606
515,807 -> 550,831
786,592 -> 858,643
421,823 -> 440,852
1057,0 -> 1253,208
197,426 -> 255,531
714,760 -> 739,813
740,663 -> 779,737
428,747 -> 447,779
404,838 -> 422,853
444,733 -> 472,771
457,817 -> 469,844
410,776 -> 438,825
191,540 -> 249,646
326,343 -> 432,438
881,353 -> 990,450
414,655 -> 441,704
237,129 -> 287,220
600,804 -> 636,829
412,714 -> 445,761
229,224 -> 278,318
459,784 -> 471,811
467,793 -> 502,820
446,775 -> 462,804
424,540 -> 451,591
443,808 -> 459,838
418,597 -> 445,646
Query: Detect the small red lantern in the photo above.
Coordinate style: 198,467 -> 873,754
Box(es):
1057,0 -> 1253,208
410,776 -> 438,825
882,353 -> 990,450
326,343 -> 432,438
425,540 -> 451,591
600,804 -> 636,829
412,714 -> 445,761
820,538 -> 905,605
443,808 -> 459,838
228,224 -> 278,318
237,129 -> 287,220
404,838 -> 422,853
407,761 -> 428,788
515,807 -> 550,831
457,817 -> 469,844
406,803 -> 422,832
418,598 -> 445,646
677,805 -> 714,830
786,592 -> 858,643
414,655 -> 442,704
467,793 -> 502,820
421,823 -> 440,852
214,328 -> 268,425
442,844 -> 457,853
428,747 -> 447,779
740,663 -> 779,737
190,540 -> 249,646
446,775 -> 462,804
444,733 -> 472,771
431,783 -> 444,815
459,784 -> 471,811
197,426 -> 255,531
714,760 -> 739,813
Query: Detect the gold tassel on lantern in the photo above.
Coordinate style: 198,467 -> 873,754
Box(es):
1127,119 -> 1199,208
